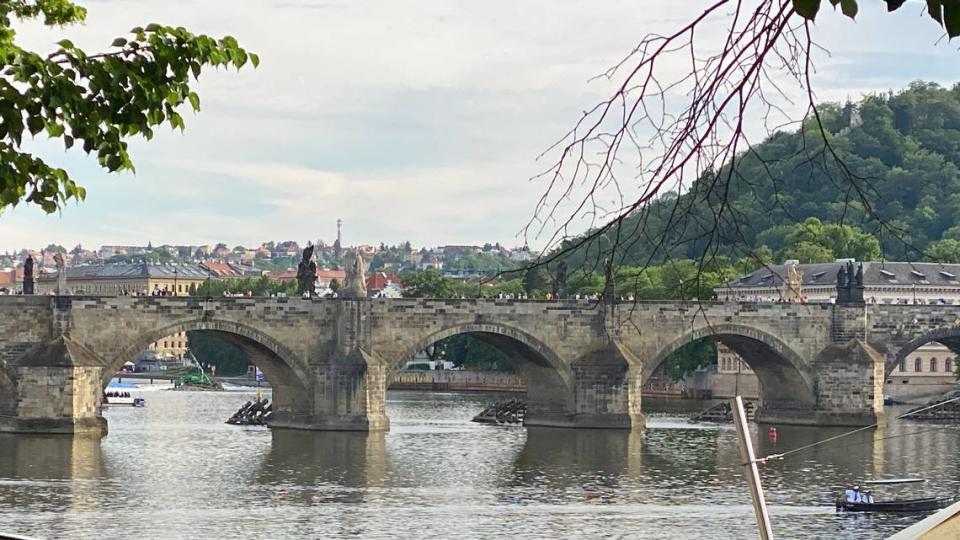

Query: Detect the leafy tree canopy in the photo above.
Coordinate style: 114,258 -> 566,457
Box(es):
0,0 -> 257,213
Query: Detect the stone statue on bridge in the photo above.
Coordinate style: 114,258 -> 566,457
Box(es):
53,252 -> 66,295
851,263 -> 865,304
22,255 -> 34,295
552,261 -> 567,300
836,264 -> 848,304
341,249 -> 367,299
836,261 -> 865,305
296,246 -> 317,297
602,258 -> 615,303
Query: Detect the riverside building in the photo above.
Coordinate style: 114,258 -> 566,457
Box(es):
713,260 -> 960,400
36,263 -> 209,296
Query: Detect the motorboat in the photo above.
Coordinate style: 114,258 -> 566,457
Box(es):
836,496 -> 952,513
103,392 -> 145,407
836,478 -> 954,513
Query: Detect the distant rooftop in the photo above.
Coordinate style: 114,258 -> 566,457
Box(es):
38,263 -> 210,281
719,261 -> 960,289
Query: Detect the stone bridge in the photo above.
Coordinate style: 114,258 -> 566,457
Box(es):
0,296 -> 957,436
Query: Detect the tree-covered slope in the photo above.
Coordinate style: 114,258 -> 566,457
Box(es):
560,81 -> 960,268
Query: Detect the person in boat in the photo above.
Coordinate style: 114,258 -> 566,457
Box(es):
844,486 -> 861,503
861,490 -> 874,504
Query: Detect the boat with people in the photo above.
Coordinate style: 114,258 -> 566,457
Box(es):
103,391 -> 145,406
836,479 -> 954,513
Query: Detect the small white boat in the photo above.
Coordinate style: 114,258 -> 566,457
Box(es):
103,393 -> 145,407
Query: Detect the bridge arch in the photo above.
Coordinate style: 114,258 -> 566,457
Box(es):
647,324 -> 817,407
889,326 -> 960,378
391,322 -> 576,420
112,319 -> 313,421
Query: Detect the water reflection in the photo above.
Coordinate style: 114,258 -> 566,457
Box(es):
0,392 -> 958,539
259,430 -> 388,502
0,434 -> 104,480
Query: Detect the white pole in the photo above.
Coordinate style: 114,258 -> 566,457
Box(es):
732,395 -> 774,540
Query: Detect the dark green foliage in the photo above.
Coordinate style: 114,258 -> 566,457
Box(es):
440,334 -> 513,372
522,267 -> 551,297
0,0 -> 257,213
401,269 -> 454,298
186,331 -> 248,376
400,269 -> 524,299
662,338 -> 716,382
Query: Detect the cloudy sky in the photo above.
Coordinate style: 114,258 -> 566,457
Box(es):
1,0 -> 957,251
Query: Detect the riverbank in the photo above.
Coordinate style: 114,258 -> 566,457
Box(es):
390,370 -> 526,393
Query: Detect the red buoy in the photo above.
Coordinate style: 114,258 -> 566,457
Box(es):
768,427 -> 778,441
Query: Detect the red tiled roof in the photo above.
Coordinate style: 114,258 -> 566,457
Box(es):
269,270 -> 298,282
366,272 -> 399,290
201,261 -> 240,277
318,269 -> 346,280
0,269 -> 16,286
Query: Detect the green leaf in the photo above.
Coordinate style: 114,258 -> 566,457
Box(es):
45,123 -> 65,137
187,92 -> 200,112
111,37 -> 127,47
27,116 -> 43,135
57,39 -> 74,49
928,0 -> 943,23
250,53 -> 260,68
794,0 -> 822,19
885,0 -> 908,12
106,154 -> 123,172
840,0 -> 858,18
944,1 -> 960,37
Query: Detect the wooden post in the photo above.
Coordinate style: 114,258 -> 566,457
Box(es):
732,395 -> 774,539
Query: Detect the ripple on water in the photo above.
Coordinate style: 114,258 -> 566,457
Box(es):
0,390 -> 956,539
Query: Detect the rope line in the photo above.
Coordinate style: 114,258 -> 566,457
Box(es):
895,395 -> 960,420
756,396 -> 960,465
756,423 -> 878,464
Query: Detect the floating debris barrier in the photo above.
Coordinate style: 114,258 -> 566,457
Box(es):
901,391 -> 960,422
690,400 -> 755,423
226,398 -> 273,425
472,399 -> 526,425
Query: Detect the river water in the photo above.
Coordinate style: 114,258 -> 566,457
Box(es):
1,390 -> 958,539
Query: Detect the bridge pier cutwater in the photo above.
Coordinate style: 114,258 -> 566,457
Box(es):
2,297 -> 955,435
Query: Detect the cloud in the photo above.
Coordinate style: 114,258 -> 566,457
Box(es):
2,0 -> 958,253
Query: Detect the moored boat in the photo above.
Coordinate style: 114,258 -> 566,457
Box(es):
103,392 -> 145,407
836,497 -> 952,513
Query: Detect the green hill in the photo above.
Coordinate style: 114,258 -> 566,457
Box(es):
558,81 -> 960,270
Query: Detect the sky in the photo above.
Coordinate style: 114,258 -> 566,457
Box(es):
1,0 -> 958,252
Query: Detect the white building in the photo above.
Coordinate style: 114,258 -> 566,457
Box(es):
712,260 -> 960,400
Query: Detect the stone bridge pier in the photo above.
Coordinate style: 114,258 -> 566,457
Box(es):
3,296 -> 954,436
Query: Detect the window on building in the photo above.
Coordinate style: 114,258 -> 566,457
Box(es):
915,357 -> 923,372
947,359 -> 954,373
931,358 -> 938,372
897,359 -> 905,372
163,341 -> 168,348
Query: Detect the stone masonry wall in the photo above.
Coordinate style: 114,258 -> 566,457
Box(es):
0,297 -> 52,365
